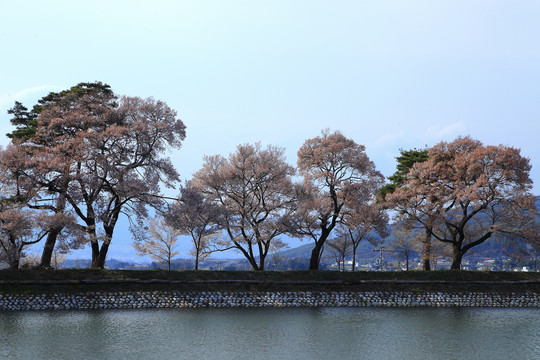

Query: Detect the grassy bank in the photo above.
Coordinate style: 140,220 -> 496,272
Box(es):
0,269 -> 538,295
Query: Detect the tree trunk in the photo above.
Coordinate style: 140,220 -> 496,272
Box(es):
451,245 -> 463,269
8,255 -> 20,269
40,227 -> 63,268
94,207 -> 119,269
422,228 -> 432,271
351,245 -> 357,272
230,239 -> 261,271
247,255 -> 261,271
309,227 -> 333,270
309,243 -> 323,270
95,243 -> 110,269
405,253 -> 409,271
39,194 -> 67,268
91,241 -> 100,268
195,251 -> 199,270
259,251 -> 267,271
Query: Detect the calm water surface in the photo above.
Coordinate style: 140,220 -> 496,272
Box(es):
0,308 -> 538,360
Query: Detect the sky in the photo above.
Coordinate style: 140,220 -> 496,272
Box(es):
1,1 -> 539,261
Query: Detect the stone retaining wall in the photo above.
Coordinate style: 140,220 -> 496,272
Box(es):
1,291 -> 539,310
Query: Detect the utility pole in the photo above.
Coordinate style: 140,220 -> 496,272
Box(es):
373,247 -> 398,271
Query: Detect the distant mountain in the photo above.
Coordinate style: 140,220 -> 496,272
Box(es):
277,239 -> 379,260
277,243 -> 313,258
60,258 -> 149,270
60,259 -> 92,269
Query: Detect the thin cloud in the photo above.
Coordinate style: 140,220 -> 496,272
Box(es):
0,85 -> 61,110
426,122 -> 466,138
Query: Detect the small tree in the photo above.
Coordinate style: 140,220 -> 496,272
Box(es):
338,202 -> 389,271
519,221 -> 540,271
268,241 -> 288,270
428,240 -> 452,270
389,223 -> 422,271
132,216 -> 181,270
0,161 -> 53,269
167,184 -> 229,270
51,250 -> 67,270
0,206 -> 49,269
327,237 -> 353,271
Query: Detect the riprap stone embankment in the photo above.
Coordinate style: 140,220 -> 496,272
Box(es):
0,291 -> 538,310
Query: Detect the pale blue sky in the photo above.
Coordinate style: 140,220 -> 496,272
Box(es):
1,1 -> 539,260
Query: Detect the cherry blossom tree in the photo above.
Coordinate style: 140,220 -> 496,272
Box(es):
4,82 -> 116,267
4,83 -> 186,268
192,143 -> 296,271
389,136 -> 537,269
292,130 -> 384,270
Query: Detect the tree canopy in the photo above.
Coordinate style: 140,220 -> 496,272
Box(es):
379,148 -> 429,200
388,136 -> 538,269
292,130 -> 384,270
192,143 -> 296,270
6,82 -> 114,142
2,82 -> 186,268
166,184 -> 227,270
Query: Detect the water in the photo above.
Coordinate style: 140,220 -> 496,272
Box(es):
0,308 -> 538,360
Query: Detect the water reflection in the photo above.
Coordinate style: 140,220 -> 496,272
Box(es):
0,308 -> 538,360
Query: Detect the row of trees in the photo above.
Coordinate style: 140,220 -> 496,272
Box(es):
1,82 -> 538,271
169,131 -> 390,271
131,133 -> 389,271
133,135 -> 538,272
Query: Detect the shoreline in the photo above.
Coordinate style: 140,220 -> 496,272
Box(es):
1,290 -> 538,311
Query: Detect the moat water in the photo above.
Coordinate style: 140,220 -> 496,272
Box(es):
0,308 -> 538,359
